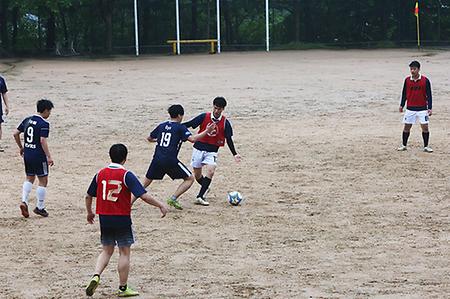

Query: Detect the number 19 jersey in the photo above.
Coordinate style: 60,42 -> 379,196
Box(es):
150,121 -> 192,162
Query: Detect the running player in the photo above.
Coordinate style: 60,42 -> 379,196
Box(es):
183,97 -> 241,206
85,144 -> 168,297
136,104 -> 215,210
13,99 -> 54,218
398,61 -> 433,152
0,75 -> 10,152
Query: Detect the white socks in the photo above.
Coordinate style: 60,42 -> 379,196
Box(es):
36,186 -> 46,210
22,181 -> 33,204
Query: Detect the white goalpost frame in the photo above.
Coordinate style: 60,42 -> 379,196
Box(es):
265,0 -> 270,51
217,0 -> 221,53
134,0 -> 139,56
176,0 -> 181,55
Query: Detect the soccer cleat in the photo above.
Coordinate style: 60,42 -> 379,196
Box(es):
20,202 -> 29,218
397,145 -> 407,151
167,198 -> 183,210
33,207 -> 49,217
194,197 -> 210,206
117,286 -> 139,297
423,146 -> 433,153
86,275 -> 100,296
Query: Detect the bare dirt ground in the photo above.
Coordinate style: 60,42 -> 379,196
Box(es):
0,50 -> 449,298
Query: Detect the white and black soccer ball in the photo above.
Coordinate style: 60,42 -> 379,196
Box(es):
227,191 -> 243,206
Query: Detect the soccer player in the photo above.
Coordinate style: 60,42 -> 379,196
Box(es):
13,99 -> 54,218
183,97 -> 241,206
85,144 -> 168,297
0,75 -> 10,152
398,61 -> 433,152
137,104 -> 215,210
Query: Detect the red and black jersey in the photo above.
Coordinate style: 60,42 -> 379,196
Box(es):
400,75 -> 432,111
95,166 -> 132,216
197,112 -> 226,147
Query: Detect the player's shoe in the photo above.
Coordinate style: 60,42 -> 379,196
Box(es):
117,286 -> 139,297
194,197 -> 210,206
423,146 -> 433,153
167,198 -> 183,210
33,207 -> 49,217
397,145 -> 407,151
20,202 -> 29,218
0,146 -> 4,152
85,275 -> 100,296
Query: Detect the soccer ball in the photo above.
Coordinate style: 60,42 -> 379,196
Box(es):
227,191 -> 243,206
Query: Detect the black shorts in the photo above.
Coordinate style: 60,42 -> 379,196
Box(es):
100,225 -> 135,247
146,159 -> 192,180
24,157 -> 48,177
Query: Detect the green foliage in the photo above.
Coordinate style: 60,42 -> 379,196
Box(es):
0,0 -> 450,55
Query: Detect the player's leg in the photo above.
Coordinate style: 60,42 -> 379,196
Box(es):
20,175 -> 35,218
0,123 -> 3,152
166,161 -> 194,210
197,164 -> 216,200
117,226 -> 138,297
420,123 -> 432,152
398,110 -> 415,151
191,148 -> 205,185
86,244 -> 115,296
34,170 -> 49,217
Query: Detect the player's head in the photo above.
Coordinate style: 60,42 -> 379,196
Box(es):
409,61 -> 421,77
37,98 -> 54,119
212,97 -> 227,119
168,104 -> 184,122
109,143 -> 128,164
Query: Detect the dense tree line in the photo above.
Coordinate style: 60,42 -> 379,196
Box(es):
0,0 -> 449,55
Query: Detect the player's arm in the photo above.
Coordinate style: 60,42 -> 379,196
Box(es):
182,113 -> 206,129
40,137 -> 54,166
399,79 -> 407,112
147,125 -> 159,143
85,175 -> 97,224
186,123 -> 215,143
13,129 -> 23,156
2,92 -> 9,115
126,172 -> 168,217
225,120 -> 241,163
426,78 -> 432,115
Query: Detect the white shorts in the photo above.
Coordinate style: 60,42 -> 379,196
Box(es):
191,148 -> 218,168
403,109 -> 429,124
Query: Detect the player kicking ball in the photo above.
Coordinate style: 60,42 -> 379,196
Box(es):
183,97 -> 241,206
134,104 -> 215,210
13,99 -> 54,218
398,60 -> 433,152
85,144 -> 168,297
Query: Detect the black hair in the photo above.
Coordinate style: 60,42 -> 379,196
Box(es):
213,97 -> 227,108
168,104 -> 184,118
409,61 -> 421,69
37,99 -> 54,113
109,144 -> 128,163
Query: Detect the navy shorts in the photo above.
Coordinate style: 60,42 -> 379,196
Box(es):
24,157 -> 49,177
100,225 -> 135,247
146,159 -> 192,180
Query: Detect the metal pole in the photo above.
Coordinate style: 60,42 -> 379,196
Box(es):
216,0 -> 221,53
176,0 -> 181,55
134,0 -> 139,56
265,0 -> 269,51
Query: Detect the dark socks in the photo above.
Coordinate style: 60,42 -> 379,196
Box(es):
197,177 -> 212,199
422,132 -> 430,147
119,285 -> 127,291
196,176 -> 204,186
402,131 -> 410,146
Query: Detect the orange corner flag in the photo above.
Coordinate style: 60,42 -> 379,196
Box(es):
414,1 -> 419,17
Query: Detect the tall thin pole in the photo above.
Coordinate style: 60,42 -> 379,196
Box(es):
216,0 -> 221,53
176,0 -> 181,55
265,0 -> 269,51
134,0 -> 139,56
415,1 -> 420,50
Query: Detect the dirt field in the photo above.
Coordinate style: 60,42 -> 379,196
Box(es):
0,50 -> 449,298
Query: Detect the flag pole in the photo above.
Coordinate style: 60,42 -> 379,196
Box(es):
415,1 -> 420,50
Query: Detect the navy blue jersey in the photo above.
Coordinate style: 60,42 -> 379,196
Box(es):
183,113 -> 233,152
17,115 -> 50,161
150,121 -> 192,161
